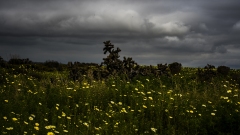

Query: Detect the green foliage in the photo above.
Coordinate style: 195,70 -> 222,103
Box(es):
8,58 -> 32,65
100,41 -> 142,79
217,65 -> 230,76
0,56 -> 7,68
156,63 -> 169,76
102,41 -> 122,71
168,62 -> 182,75
1,65 -> 240,134
44,60 -> 64,72
100,41 -> 171,80
197,64 -> 217,82
0,43 -> 240,134
67,62 -> 100,82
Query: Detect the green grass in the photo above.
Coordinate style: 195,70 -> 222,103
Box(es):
0,66 -> 240,134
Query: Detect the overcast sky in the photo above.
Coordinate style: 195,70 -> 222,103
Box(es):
1,0 -> 240,68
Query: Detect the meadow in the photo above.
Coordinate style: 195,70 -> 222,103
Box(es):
1,64 -> 240,135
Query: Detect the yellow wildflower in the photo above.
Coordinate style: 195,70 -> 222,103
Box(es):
47,132 -> 55,135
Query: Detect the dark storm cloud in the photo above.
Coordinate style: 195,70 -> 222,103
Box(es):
0,0 -> 240,68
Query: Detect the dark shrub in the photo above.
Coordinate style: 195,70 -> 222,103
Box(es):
168,62 -> 182,75
230,72 -> 240,81
29,72 -> 44,80
204,64 -> 215,69
197,64 -> 216,82
69,68 -> 81,82
44,60 -> 60,68
101,40 -> 139,80
44,60 -> 63,71
156,63 -> 169,76
8,58 -> 32,65
101,40 -> 123,74
217,66 -> 230,76
0,56 -> 7,68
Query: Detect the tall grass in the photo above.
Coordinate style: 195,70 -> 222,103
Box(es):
0,66 -> 240,134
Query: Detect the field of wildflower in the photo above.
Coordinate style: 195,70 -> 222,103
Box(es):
1,65 -> 240,135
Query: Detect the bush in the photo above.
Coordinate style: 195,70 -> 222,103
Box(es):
204,64 -> 215,70
8,58 -> 32,65
101,40 -> 139,80
44,60 -> 63,71
168,62 -> 182,75
0,56 -> 7,68
217,66 -> 230,76
101,40 -> 123,74
156,63 -> 169,76
197,64 -> 216,82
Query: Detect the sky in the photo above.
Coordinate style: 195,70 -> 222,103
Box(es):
1,0 -> 240,68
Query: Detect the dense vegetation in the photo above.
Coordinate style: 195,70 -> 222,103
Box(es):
0,41 -> 240,134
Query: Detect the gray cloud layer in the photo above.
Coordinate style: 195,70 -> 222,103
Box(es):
1,0 -> 240,68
